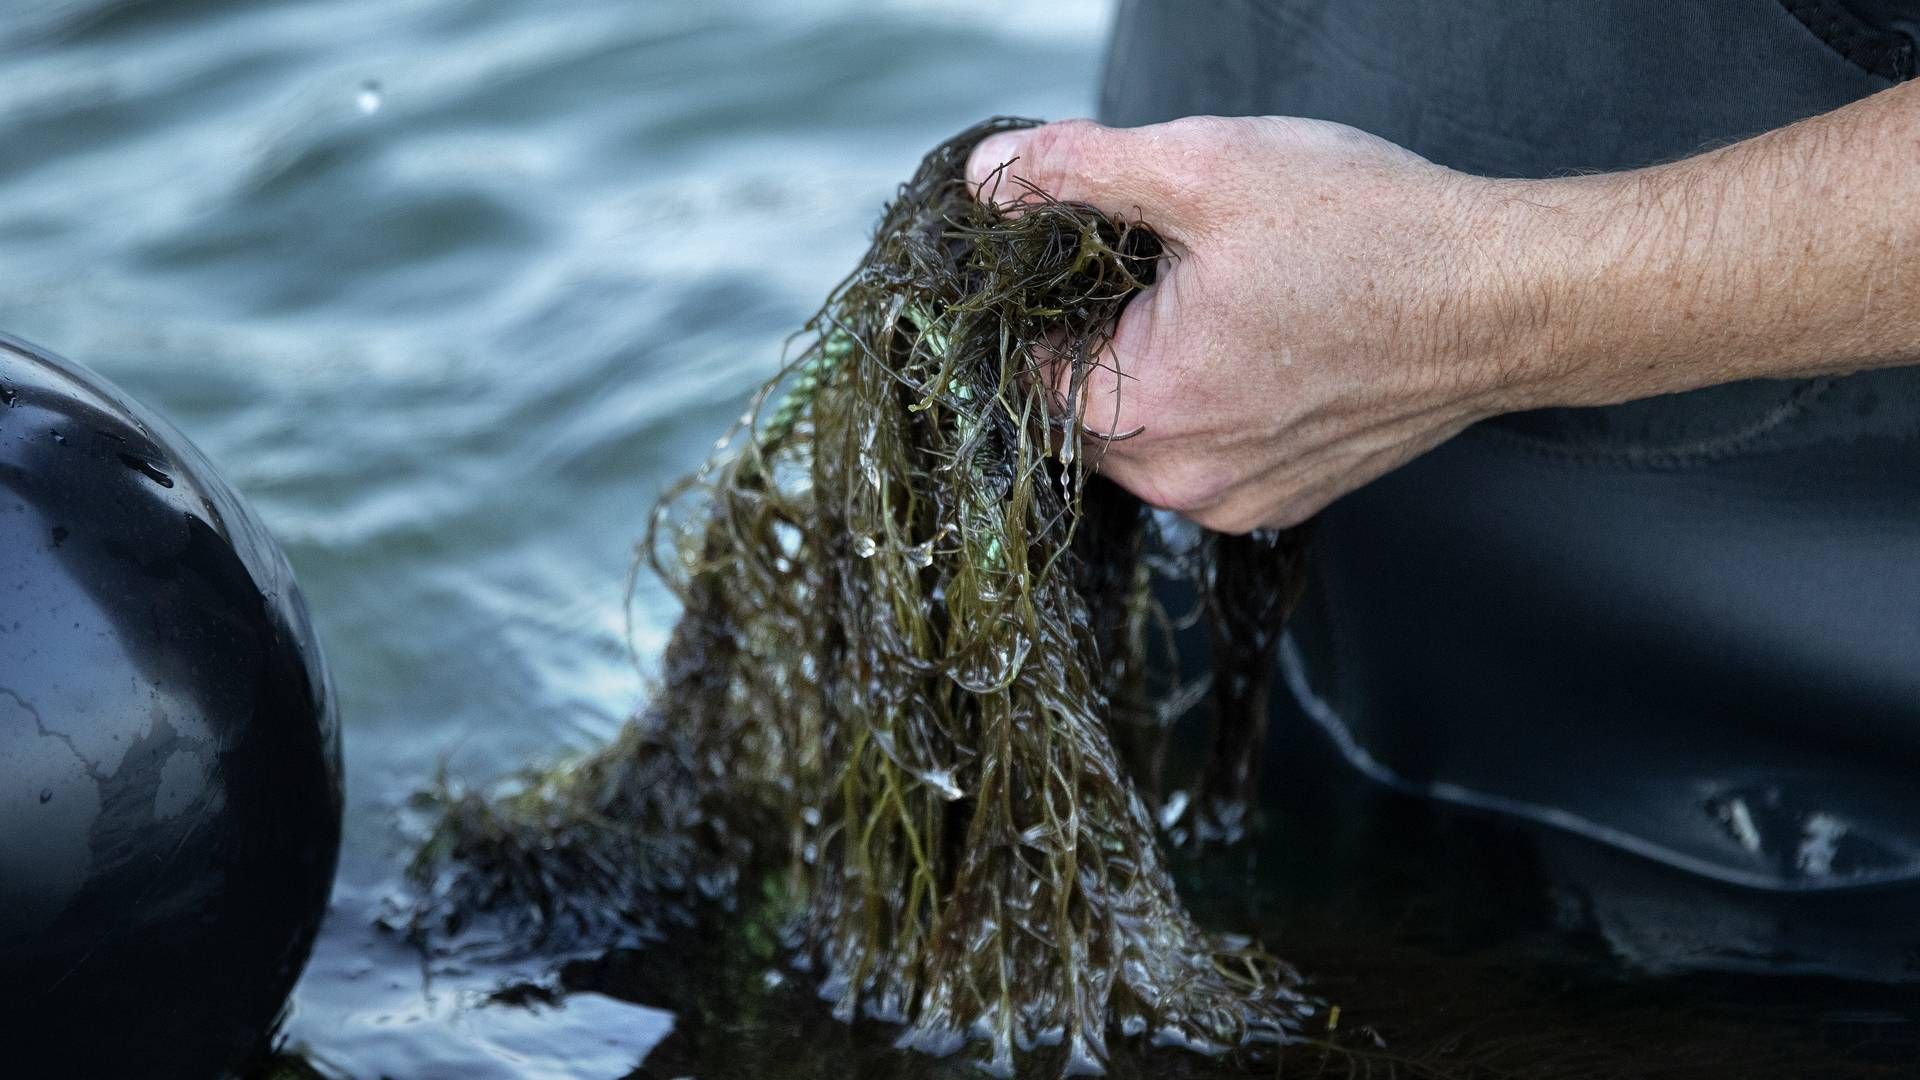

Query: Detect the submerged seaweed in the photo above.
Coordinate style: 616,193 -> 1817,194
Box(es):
409,118 -> 1315,1075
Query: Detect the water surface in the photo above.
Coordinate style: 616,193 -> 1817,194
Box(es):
2,2 -> 1105,1074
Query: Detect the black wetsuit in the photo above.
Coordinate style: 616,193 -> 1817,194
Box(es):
1101,0 -> 1920,975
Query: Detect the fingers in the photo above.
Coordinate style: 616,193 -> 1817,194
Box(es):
965,120 -> 1224,513
965,119 -> 1186,449
1049,278 -> 1166,443
965,119 -> 1197,238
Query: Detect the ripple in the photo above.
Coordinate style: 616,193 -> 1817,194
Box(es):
138,185 -> 541,314
0,0 -> 1110,1074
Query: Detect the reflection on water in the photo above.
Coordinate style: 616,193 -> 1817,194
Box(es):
1,1 -> 1106,1075
3,1 -> 1916,1077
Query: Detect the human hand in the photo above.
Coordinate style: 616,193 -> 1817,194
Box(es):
965,116 -> 1536,533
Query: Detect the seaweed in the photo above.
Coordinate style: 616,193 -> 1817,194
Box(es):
407,118 -> 1315,1076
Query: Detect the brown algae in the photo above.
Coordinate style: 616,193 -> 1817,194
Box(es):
409,118 -> 1315,1076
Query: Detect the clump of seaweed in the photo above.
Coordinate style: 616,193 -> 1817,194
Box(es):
409,118 -> 1315,1075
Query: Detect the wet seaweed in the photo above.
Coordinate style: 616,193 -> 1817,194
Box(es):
408,118 -> 1315,1076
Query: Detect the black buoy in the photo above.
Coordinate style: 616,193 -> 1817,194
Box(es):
0,334 -> 342,1078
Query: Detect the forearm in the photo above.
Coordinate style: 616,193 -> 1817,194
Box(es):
961,103 -> 1917,530
1486,79 -> 1920,411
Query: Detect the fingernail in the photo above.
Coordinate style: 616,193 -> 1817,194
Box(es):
966,132 -> 1028,194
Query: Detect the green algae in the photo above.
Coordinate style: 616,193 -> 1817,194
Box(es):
409,118 -> 1314,1076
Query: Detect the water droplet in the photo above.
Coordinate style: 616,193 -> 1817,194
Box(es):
902,523 -> 950,570
918,767 -> 963,801
1157,789 -> 1190,830
49,429 -> 65,445
859,426 -> 881,491
118,453 -> 174,488
39,788 -> 52,803
904,540 -> 934,569
355,80 -> 383,115
853,535 -> 877,559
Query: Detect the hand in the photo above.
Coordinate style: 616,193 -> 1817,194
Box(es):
965,116 -> 1528,533
966,84 -> 1920,534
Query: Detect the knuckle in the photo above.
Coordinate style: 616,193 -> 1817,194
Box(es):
1024,119 -> 1110,184
1041,117 -> 1105,148
1134,116 -> 1251,223
1162,116 -> 1242,162
1164,114 -> 1240,146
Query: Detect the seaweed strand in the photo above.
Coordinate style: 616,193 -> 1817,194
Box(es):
410,118 -> 1316,1076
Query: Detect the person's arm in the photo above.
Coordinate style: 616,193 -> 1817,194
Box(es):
964,80 -> 1920,534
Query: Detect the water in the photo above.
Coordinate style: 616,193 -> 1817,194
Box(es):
5,3 -> 1917,1077
0,1 -> 1105,1075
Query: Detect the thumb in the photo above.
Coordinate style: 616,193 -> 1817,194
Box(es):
964,119 -> 1190,236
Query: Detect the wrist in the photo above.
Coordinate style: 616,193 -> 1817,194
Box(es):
1449,170 -> 1663,416
1467,142 -> 1844,413
1402,82 -> 1920,425
1416,172 -> 1610,420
